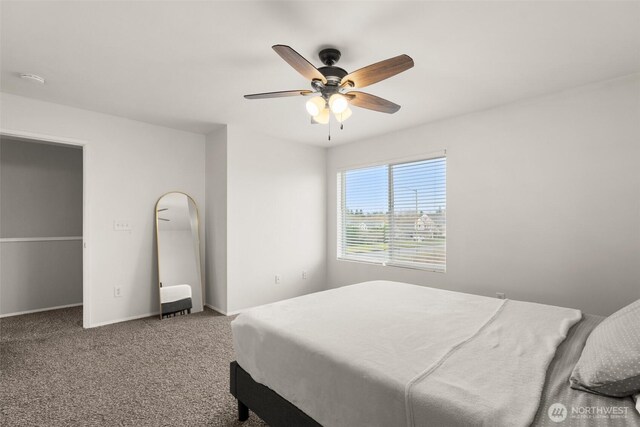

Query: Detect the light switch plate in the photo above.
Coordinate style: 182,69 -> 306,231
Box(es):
114,220 -> 131,231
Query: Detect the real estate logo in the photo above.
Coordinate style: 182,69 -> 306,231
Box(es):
548,403 -> 567,422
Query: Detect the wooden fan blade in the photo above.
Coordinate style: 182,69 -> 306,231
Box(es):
346,91 -> 401,114
244,90 -> 313,99
341,54 -> 414,88
272,45 -> 327,84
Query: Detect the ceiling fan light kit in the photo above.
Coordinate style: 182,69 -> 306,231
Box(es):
329,93 -> 348,114
312,107 -> 330,125
335,107 -> 352,123
245,45 -> 414,140
305,96 -> 325,116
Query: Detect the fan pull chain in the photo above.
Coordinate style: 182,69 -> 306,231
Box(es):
328,115 -> 331,141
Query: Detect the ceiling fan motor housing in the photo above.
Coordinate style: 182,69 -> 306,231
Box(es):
319,66 -> 347,83
314,68 -> 346,99
316,48 -> 349,88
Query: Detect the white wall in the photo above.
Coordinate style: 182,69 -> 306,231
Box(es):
225,126 -> 327,313
0,93 -> 206,327
327,74 -> 640,316
1,241 -> 82,315
0,138 -> 83,237
205,126 -> 228,313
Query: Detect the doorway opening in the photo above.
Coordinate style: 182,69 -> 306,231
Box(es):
0,132 -> 88,328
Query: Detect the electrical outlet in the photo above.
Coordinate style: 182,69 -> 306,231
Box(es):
275,275 -> 281,284
496,292 -> 506,299
302,270 -> 308,280
114,286 -> 123,297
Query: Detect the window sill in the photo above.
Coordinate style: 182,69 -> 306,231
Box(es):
336,256 -> 446,273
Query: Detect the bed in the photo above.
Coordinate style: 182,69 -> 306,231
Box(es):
229,281 -> 640,426
160,284 -> 193,318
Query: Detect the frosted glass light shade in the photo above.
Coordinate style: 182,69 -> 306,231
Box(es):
329,94 -> 348,114
306,97 -> 325,116
334,107 -> 352,123
313,107 -> 330,124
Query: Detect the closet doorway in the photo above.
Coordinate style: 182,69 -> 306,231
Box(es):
0,132 -> 88,327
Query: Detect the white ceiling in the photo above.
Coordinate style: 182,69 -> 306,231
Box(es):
2,1 -> 639,146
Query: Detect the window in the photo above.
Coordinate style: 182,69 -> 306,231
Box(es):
337,156 -> 446,272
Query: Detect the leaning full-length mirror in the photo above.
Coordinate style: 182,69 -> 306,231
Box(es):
155,192 -> 204,319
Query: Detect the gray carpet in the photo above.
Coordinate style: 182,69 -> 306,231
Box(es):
0,307 -> 268,426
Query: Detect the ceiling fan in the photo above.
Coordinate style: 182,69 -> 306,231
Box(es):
244,45 -> 414,131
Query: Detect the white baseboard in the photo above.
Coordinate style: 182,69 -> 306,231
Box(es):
0,303 -> 83,318
204,303 -> 247,316
89,305 -> 243,328
205,303 -> 228,315
89,311 -> 159,328
90,304 -> 228,328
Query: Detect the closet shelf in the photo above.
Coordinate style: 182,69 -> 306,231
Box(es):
0,236 -> 82,243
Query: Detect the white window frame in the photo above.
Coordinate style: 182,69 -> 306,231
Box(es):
336,150 -> 447,273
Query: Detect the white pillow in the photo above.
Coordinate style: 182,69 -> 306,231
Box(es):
570,299 -> 640,397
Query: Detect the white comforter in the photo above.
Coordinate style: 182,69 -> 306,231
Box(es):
232,281 -> 581,427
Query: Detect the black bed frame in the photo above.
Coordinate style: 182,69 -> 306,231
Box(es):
230,361 -> 322,426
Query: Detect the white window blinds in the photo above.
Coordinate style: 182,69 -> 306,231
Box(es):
337,156 -> 446,272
